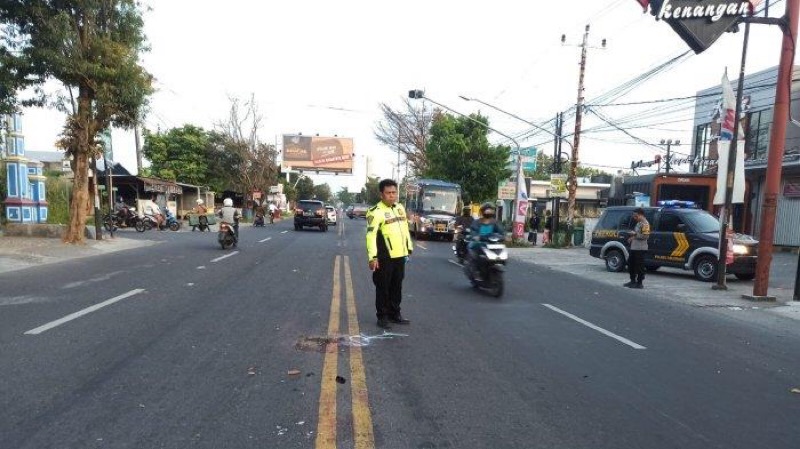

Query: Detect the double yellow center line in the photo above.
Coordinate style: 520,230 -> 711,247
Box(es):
316,255 -> 375,449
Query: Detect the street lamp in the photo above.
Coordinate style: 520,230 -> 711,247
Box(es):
409,90 -> 528,240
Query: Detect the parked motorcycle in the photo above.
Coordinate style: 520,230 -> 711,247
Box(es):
218,221 -> 237,249
163,209 -> 181,231
463,233 -> 508,298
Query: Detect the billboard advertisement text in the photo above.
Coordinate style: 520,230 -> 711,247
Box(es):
282,135 -> 354,174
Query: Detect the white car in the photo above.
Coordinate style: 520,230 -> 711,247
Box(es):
325,206 -> 338,226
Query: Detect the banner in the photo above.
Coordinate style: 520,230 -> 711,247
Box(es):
513,160 -> 529,239
282,135 -> 354,174
713,72 -> 745,205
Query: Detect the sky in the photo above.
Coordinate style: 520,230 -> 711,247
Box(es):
16,0 -> 793,194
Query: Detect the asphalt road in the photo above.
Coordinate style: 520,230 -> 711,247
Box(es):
1,216 -> 798,448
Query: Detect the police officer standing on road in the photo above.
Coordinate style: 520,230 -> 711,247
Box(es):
366,179 -> 413,330
625,207 -> 650,289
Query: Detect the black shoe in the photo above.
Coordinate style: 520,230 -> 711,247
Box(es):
377,319 -> 392,329
633,283 -> 643,289
623,281 -> 637,288
389,316 -> 410,325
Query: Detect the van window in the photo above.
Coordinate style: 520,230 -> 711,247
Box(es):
656,213 -> 685,232
598,210 -> 630,230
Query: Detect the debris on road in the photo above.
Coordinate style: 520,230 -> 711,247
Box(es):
288,369 -> 301,376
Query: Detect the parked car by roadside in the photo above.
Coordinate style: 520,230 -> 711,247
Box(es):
589,202 -> 758,282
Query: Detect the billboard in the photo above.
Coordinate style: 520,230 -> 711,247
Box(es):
282,135 -> 354,174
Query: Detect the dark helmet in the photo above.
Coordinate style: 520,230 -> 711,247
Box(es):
462,206 -> 471,217
480,202 -> 496,216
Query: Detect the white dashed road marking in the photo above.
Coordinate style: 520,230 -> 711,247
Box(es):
25,289 -> 146,335
542,304 -> 647,350
259,237 -> 272,243
211,251 -> 239,263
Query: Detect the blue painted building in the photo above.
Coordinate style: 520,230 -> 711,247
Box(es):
2,113 -> 48,223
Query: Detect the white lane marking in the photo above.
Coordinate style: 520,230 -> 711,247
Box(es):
542,304 -> 647,350
211,251 -> 239,263
448,259 -> 464,268
25,289 -> 146,335
62,270 -> 126,289
197,266 -> 206,270
281,230 -> 288,234
259,237 -> 272,243
416,243 -> 428,250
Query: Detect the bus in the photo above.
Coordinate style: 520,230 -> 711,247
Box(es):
404,178 -> 463,241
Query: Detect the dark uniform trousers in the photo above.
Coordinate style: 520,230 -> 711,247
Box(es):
372,256 -> 406,320
629,250 -> 646,283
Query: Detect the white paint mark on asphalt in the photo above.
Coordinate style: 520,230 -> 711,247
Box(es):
542,304 -> 647,350
187,283 -> 195,287
258,237 -> 272,243
197,266 -> 206,270
211,251 -> 239,263
448,259 -> 463,268
25,289 -> 146,335
281,230 -> 288,234
416,243 -> 428,250
62,270 -> 126,289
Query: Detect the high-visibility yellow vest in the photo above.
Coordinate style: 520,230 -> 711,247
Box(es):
366,202 -> 413,260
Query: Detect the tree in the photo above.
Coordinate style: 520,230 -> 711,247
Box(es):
295,176 -> 315,200
1,1 -> 153,243
360,176 -> 381,205
215,95 -> 279,196
142,125 -> 209,184
528,151 -> 610,181
424,113 -> 511,204
336,187 -> 355,205
374,98 -> 434,175
312,183 -> 332,203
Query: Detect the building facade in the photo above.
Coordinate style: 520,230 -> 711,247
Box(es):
691,65 -> 800,246
2,113 -> 48,223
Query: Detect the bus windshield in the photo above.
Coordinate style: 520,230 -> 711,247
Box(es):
421,188 -> 460,214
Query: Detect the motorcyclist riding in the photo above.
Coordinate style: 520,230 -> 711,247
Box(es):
192,198 -> 208,232
467,203 -> 505,280
217,198 -> 241,245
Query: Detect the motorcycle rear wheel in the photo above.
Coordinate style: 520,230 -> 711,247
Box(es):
488,271 -> 504,298
169,221 -> 180,231
134,218 -> 146,233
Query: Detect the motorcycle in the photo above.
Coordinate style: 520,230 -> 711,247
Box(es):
463,233 -> 508,298
253,213 -> 265,227
163,209 -> 181,231
104,206 -> 142,231
452,226 -> 469,263
218,221 -> 237,249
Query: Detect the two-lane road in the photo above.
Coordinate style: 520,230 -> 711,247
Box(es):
1,216 -> 798,448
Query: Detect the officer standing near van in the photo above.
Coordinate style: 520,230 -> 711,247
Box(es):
366,179 -> 414,329
625,207 -> 650,289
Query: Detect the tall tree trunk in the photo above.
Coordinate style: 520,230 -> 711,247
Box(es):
63,87 -> 93,243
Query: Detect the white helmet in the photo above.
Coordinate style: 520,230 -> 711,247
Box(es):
196,199 -> 204,205
223,198 -> 233,207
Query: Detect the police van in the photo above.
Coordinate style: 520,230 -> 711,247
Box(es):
589,201 -> 758,282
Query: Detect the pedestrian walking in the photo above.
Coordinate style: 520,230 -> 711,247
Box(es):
528,211 -> 540,246
365,179 -> 413,330
542,210 -> 552,245
624,207 -> 650,289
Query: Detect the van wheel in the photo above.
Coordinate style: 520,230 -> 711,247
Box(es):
604,249 -> 626,272
693,255 -> 718,282
734,273 -> 755,281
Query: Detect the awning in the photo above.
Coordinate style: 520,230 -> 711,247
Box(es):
138,177 -> 182,195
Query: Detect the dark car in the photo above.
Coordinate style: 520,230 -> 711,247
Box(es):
589,204 -> 758,282
347,203 -> 369,219
294,200 -> 328,232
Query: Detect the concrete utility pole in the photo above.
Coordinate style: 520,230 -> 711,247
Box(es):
565,25 -> 605,246
660,139 -> 680,174
751,0 -> 800,299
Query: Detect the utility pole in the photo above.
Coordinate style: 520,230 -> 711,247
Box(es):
751,0 -> 800,299
553,112 -> 563,231
564,24 -> 605,246
660,139 -> 680,174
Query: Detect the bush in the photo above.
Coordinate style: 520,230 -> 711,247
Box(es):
46,177 -> 72,225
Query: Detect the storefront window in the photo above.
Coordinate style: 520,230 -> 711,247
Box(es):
746,109 -> 772,160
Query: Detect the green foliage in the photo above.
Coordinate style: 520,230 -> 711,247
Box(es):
424,113 -> 511,204
312,183 -> 332,203
295,176 -> 315,200
46,177 -> 72,225
527,151 -> 611,180
280,179 -> 297,203
336,187 -> 355,205
142,125 -> 209,184
361,176 -> 381,205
